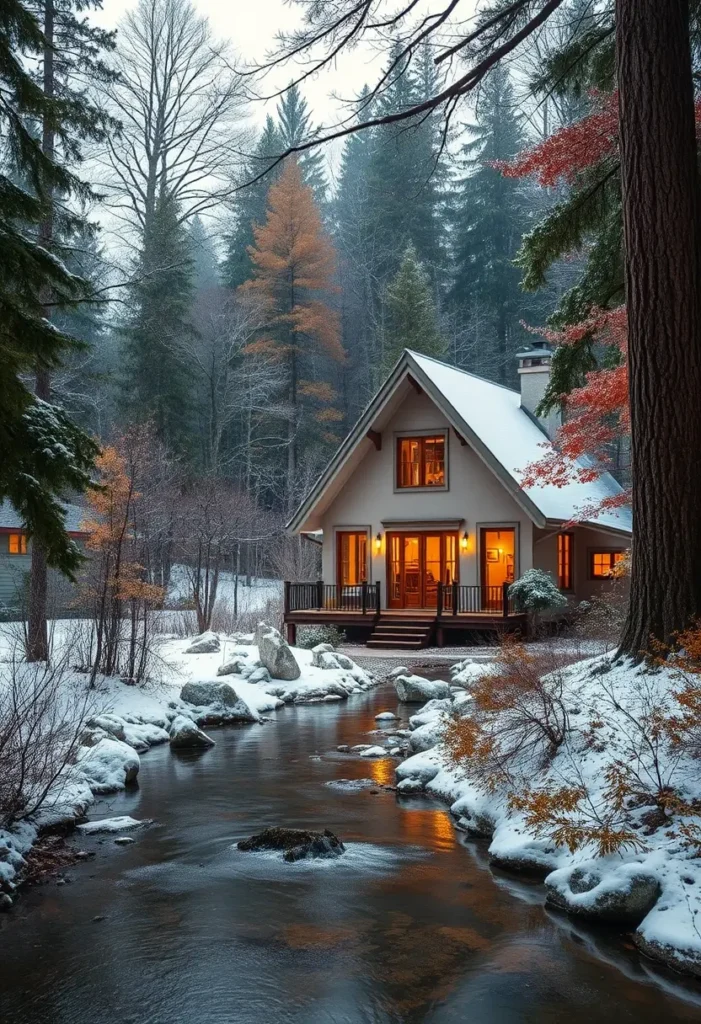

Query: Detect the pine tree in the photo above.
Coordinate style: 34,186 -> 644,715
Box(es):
122,193 -> 195,453
223,115 -> 283,289
365,41 -> 445,281
451,64 -> 539,385
242,159 -> 344,511
189,215 -> 219,290
276,83 -> 328,202
382,244 -> 445,375
0,0 -> 112,655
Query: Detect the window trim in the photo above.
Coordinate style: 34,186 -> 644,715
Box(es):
7,532 -> 27,555
394,429 -> 449,492
557,532 -> 574,591
589,548 -> 626,580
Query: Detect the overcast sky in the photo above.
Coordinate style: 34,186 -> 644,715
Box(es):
98,0 -> 388,133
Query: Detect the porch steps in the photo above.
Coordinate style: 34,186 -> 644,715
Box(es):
366,619 -> 435,650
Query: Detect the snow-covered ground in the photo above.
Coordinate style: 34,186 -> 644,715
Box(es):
166,568 -> 282,614
0,622 -> 376,897
394,653 -> 701,978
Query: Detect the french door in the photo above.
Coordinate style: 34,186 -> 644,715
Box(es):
387,532 -> 458,609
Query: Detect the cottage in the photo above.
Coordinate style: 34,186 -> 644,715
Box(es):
284,348 -> 631,648
0,500 -> 87,617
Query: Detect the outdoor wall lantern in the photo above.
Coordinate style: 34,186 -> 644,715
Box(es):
460,531 -> 469,552
375,532 -> 382,552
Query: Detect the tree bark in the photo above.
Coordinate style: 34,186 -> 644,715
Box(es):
27,0 -> 55,663
617,0 -> 701,655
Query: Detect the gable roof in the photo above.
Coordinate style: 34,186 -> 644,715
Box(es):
0,499 -> 86,536
288,350 -> 631,536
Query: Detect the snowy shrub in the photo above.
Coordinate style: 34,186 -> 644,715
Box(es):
296,624 -> 347,649
509,569 -> 567,614
508,629 -> 701,858
444,641 -> 570,790
0,647 -> 97,826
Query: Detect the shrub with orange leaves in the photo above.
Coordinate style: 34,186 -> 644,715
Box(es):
444,641 -> 571,790
80,441 -> 166,685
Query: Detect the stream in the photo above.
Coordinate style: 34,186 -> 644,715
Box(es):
1,681 -> 701,1023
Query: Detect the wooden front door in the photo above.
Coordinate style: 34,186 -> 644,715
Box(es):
387,532 -> 457,609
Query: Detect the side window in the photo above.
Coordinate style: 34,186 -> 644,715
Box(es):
590,550 -> 625,578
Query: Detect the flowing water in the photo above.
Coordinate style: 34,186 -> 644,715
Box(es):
1,681 -> 701,1023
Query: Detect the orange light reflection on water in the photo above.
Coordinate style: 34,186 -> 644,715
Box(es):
367,757 -> 395,786
400,808 -> 455,851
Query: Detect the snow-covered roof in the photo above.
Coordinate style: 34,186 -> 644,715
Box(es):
288,350 -> 631,535
410,352 -> 631,533
0,499 -> 86,535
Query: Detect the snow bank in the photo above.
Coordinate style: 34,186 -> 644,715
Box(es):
400,652 -> 701,976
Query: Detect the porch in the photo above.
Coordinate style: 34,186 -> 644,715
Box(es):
283,581 -> 528,649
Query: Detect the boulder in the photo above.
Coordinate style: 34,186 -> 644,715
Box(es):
396,778 -> 425,794
409,719 -> 446,753
257,623 -> 301,681
79,738 -> 140,792
237,826 -> 345,862
395,753 -> 440,787
545,865 -> 662,926
394,674 -> 451,703
360,745 -> 388,757
179,680 -> 256,721
185,631 -> 221,654
311,643 -> 335,666
375,711 -> 398,722
169,715 -> 216,750
216,658 -> 248,676
246,666 -> 271,684
77,816 -> 151,835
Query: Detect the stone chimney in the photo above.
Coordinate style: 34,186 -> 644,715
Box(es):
516,343 -> 561,439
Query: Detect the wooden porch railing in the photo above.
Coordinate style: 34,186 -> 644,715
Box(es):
437,581 -> 513,618
284,581 -> 381,614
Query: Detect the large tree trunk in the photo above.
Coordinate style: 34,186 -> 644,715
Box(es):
617,0 -> 701,655
27,0 -> 55,663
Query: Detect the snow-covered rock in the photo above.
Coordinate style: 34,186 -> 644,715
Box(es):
216,657 -> 249,676
77,816 -> 151,835
395,749 -> 441,789
179,679 -> 258,721
169,715 -> 216,750
256,623 -> 301,681
394,674 -> 451,703
409,717 -> 447,753
185,631 -> 221,654
360,745 -> 389,758
375,711 -> 398,722
78,739 -> 140,793
546,863 -> 662,925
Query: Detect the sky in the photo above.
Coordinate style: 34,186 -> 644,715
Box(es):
99,0 -> 388,130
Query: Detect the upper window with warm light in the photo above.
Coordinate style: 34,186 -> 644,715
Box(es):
7,533 -> 27,555
396,435 -> 446,489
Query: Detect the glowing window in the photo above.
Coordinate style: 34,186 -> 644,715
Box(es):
8,533 -> 27,555
337,532 -> 368,586
591,550 -> 625,578
397,436 -> 445,488
557,533 -> 573,590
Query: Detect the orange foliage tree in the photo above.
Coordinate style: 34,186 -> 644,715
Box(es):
241,158 -> 345,508
81,443 -> 165,686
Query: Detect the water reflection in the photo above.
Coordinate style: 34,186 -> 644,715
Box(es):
1,683 -> 700,1024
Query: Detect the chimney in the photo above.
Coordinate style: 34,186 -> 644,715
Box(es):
516,343 -> 561,439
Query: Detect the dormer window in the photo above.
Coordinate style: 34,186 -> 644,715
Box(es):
397,435 -> 445,488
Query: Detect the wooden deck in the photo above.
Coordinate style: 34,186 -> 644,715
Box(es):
283,582 -> 527,647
